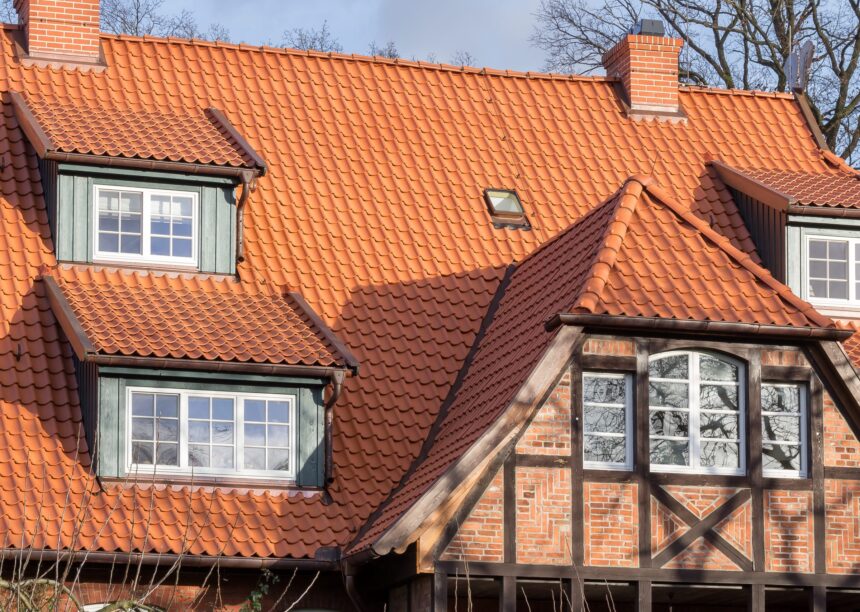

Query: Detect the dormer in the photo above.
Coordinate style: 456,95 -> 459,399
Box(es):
712,160 -> 860,318
10,91 -> 266,274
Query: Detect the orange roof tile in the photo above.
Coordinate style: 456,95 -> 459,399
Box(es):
47,266 -> 354,368
0,27 -> 849,559
15,92 -> 261,169
717,164 -> 860,209
358,176 -> 838,552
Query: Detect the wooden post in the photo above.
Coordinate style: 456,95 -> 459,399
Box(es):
748,584 -> 765,612
433,572 -> 447,612
748,353 -> 765,573
500,575 -> 516,612
636,580 -> 652,612
809,586 -> 826,612
569,576 -> 585,612
636,343 -> 651,569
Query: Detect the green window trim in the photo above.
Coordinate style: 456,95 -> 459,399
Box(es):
50,166 -> 238,274
96,372 -> 325,488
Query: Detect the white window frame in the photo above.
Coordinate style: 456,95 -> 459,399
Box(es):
93,184 -> 199,268
649,350 -> 747,476
582,372 -> 633,471
761,382 -> 808,478
125,386 -> 297,481
803,234 -> 857,307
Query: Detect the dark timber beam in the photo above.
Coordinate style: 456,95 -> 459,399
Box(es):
637,580 -> 652,612
500,575 -> 516,612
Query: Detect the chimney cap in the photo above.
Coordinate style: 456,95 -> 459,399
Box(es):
630,19 -> 665,36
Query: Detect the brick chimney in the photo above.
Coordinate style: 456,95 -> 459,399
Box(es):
602,20 -> 683,116
14,0 -> 101,67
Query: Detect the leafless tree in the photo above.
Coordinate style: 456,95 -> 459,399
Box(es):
451,50 -> 477,66
369,40 -> 400,59
0,0 -> 14,24
283,20 -> 343,53
532,0 -> 860,164
101,0 -> 229,41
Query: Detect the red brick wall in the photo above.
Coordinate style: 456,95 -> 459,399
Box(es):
760,349 -> 808,366
651,497 -> 686,554
441,469 -> 504,562
602,34 -> 683,112
825,479 -> 860,574
824,391 -> 860,467
516,467 -> 572,564
663,537 -> 740,571
582,336 -> 635,356
584,481 -> 638,567
516,373 -> 571,455
14,0 -> 100,60
765,489 -> 813,573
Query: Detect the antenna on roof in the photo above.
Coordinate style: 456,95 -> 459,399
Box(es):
785,40 -> 814,92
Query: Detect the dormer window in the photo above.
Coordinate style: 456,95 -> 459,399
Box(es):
485,188 -> 530,229
806,236 -> 854,304
94,185 -> 198,267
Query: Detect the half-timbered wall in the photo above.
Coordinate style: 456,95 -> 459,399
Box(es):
434,334 -> 860,610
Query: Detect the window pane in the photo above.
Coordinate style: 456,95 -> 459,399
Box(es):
156,418 -> 178,442
132,442 -> 153,465
173,238 -> 192,258
700,355 -> 738,381
212,446 -> 234,469
584,435 -> 626,464
700,412 -> 739,439
121,191 -> 142,213
151,236 -> 170,256
98,232 -> 119,253
245,400 -> 265,422
762,385 -> 800,413
584,376 -> 626,404
649,354 -> 688,379
132,393 -> 154,416
763,415 -> 800,442
649,381 -> 688,408
156,395 -> 178,417
701,441 -> 739,468
131,417 -> 153,440
245,423 -> 265,446
809,279 -> 827,298
651,439 -> 689,466
649,410 -> 689,437
267,424 -> 289,446
189,445 -> 210,467
212,422 -> 234,444
830,240 -> 848,260
809,259 -> 827,278
213,398 -> 234,420
244,448 -> 265,470
189,421 -> 209,443
268,401 -> 290,423
120,234 -> 141,254
267,448 -> 290,471
584,405 -> 626,434
830,280 -> 848,300
763,444 -> 801,472
189,396 -> 209,419
809,239 -> 827,259
174,196 -> 193,218
173,216 -> 193,237
99,211 -> 119,232
156,442 -> 178,466
700,384 -> 738,411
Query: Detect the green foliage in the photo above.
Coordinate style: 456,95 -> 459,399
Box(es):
240,569 -> 280,612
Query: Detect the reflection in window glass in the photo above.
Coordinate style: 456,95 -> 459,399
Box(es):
583,373 -> 631,468
648,352 -> 744,474
130,392 -> 179,467
807,238 -> 849,300
762,384 -> 806,475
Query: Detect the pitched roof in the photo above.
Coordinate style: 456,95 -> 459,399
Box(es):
0,27 -> 848,559
358,176 -> 839,553
10,91 -> 264,170
712,161 -> 860,210
45,266 -> 355,368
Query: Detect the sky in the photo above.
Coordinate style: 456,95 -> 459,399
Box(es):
168,0 -> 547,72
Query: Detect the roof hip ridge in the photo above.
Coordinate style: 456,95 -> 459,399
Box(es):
642,177 -> 836,330
574,175 -> 653,313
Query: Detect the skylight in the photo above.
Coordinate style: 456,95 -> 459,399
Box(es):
484,188 -> 529,228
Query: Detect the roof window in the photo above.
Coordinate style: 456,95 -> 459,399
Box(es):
484,188 -> 530,229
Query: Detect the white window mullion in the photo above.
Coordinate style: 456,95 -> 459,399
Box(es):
237,397 -> 246,471
689,352 -> 700,470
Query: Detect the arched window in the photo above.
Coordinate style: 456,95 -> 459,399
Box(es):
648,351 -> 745,475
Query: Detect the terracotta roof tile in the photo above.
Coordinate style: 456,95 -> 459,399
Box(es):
19,92 -> 258,169
0,30 -> 848,558
49,266 -> 352,367
358,176 -> 836,551
721,165 -> 860,209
